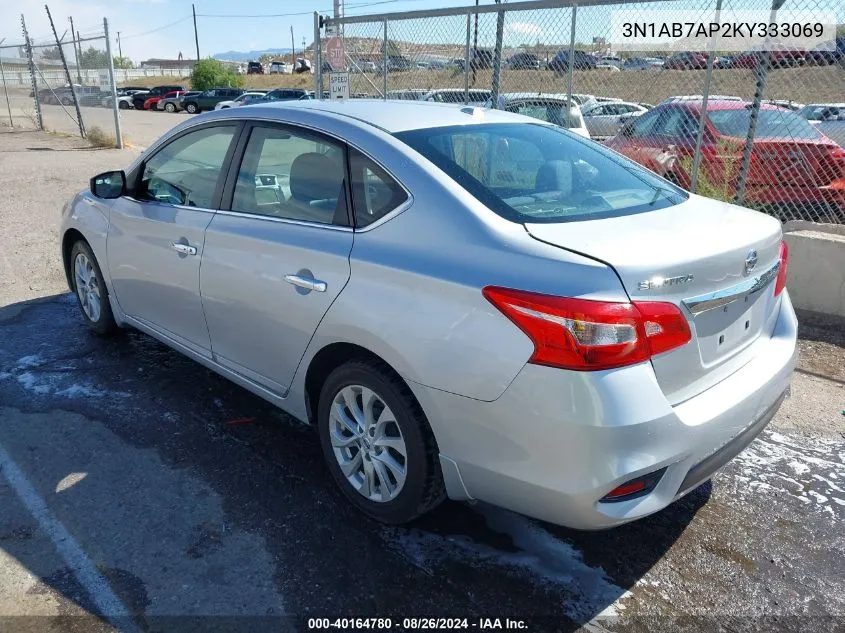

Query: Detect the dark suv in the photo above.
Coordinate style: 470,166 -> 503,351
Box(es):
247,61 -> 264,74
132,85 -> 185,110
258,88 -> 311,102
181,88 -> 244,113
549,50 -> 597,72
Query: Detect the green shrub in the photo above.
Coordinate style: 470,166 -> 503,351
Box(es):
189,59 -> 244,91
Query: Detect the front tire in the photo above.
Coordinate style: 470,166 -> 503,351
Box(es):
118,101 -> 129,109
70,241 -> 117,336
317,359 -> 445,524
164,102 -> 176,112
185,103 -> 198,114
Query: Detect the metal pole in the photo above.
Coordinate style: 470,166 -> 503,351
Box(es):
46,4 -> 86,137
382,18 -> 388,100
690,0 -> 723,193
291,26 -> 296,66
22,16 -> 44,130
566,4 -> 577,108
117,31 -> 122,58
103,18 -> 122,149
464,11 -> 471,103
68,16 -> 82,83
472,0 -> 478,86
192,4 -> 200,60
490,0 -> 504,109
0,56 -> 13,128
735,0 -> 782,206
314,13 -> 321,99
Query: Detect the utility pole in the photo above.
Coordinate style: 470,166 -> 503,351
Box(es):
291,26 -> 296,66
45,4 -> 85,137
68,15 -> 81,82
117,31 -> 122,58
192,3 -> 200,60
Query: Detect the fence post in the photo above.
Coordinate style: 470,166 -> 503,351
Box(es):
690,0 -> 723,193
0,56 -> 13,127
490,0 -> 505,109
464,11 -> 471,103
314,12 -> 322,99
566,4 -> 577,108
103,18 -> 122,148
735,0 -> 783,206
21,15 -> 44,130
46,4 -> 86,138
382,18 -> 388,100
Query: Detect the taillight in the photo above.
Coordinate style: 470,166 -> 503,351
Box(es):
483,287 -> 691,371
774,240 -> 789,297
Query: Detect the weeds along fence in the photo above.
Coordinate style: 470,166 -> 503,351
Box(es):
313,0 -> 845,223
0,15 -> 122,148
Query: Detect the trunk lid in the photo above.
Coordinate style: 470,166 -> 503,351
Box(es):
747,138 -> 844,187
525,194 -> 783,405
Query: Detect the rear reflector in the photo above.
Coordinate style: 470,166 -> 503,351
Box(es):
600,467 -> 667,503
483,287 -> 691,371
774,240 -> 789,297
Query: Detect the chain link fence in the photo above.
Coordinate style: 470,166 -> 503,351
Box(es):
1,15 -> 121,147
315,0 -> 845,224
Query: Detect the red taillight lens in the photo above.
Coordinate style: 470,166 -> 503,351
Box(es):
774,240 -> 789,297
483,287 -> 691,371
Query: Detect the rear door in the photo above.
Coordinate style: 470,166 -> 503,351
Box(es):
107,122 -> 241,356
200,122 -> 354,395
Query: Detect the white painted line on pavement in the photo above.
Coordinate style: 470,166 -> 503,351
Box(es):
0,441 -> 139,631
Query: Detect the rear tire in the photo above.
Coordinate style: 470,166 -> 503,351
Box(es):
118,101 -> 129,109
70,241 -> 117,336
317,359 -> 445,524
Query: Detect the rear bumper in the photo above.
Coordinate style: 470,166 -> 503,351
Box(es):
412,291 -> 798,530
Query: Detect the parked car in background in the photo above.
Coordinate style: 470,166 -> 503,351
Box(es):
269,61 -> 292,74
663,52 -> 708,70
421,89 -> 492,104
806,37 -> 845,66
763,100 -> 804,112
132,85 -> 185,110
661,94 -> 743,104
102,88 -> 146,109
66,100 -> 797,529
596,55 -> 623,68
549,49 -> 597,72
596,63 -> 621,72
490,93 -> 590,138
181,88 -> 245,114
582,101 -> 649,138
505,52 -> 541,70
385,89 -> 428,100
607,100 -> 845,220
798,103 -> 844,122
257,88 -> 312,103
157,91 -> 201,113
247,61 -> 264,74
143,90 -> 182,111
469,48 -> 494,70
36,84 -> 102,106
623,57 -> 663,70
293,58 -> 313,74
732,45 -> 806,69
214,91 -> 269,110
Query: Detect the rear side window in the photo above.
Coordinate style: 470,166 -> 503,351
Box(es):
349,149 -> 408,228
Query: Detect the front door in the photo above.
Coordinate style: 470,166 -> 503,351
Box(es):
107,123 -> 240,355
200,123 -> 354,394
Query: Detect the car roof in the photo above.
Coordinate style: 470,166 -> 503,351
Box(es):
497,92 -> 576,102
669,100 -> 781,112
207,99 -> 533,133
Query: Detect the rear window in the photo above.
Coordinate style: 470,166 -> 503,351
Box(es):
708,108 -> 821,139
395,123 -> 687,224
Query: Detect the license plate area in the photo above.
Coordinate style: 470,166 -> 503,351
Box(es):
693,290 -> 769,364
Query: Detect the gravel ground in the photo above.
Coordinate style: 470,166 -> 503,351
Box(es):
0,130 -> 843,632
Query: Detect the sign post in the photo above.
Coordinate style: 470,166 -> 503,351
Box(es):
330,72 -> 350,100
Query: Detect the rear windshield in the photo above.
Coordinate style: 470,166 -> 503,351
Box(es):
708,109 -> 821,139
395,123 -> 687,224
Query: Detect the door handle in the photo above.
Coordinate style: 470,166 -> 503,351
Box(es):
284,274 -> 327,293
170,242 -> 197,256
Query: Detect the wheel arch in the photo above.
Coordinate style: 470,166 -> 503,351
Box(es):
61,228 -> 87,291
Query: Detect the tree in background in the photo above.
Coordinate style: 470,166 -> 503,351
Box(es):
190,58 -> 245,91
79,46 -> 109,69
113,57 -> 135,69
40,46 -> 62,60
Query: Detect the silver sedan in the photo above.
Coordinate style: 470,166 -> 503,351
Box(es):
61,100 -> 797,529
582,101 -> 649,138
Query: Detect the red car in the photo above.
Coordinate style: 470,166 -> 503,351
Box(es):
143,90 -> 182,110
732,46 -> 806,69
607,100 -> 845,220
663,52 -> 708,70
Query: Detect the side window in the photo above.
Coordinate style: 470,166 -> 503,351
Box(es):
628,111 -> 660,137
662,110 -> 699,140
231,126 -> 348,225
349,149 -> 408,228
140,125 -> 236,208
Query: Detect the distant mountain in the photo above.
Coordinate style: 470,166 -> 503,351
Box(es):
213,48 -> 293,62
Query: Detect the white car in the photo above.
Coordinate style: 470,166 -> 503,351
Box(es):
214,92 -> 268,110
269,61 -> 292,74
582,101 -> 649,138
596,64 -> 621,72
596,56 -> 623,68
490,93 -> 591,138
422,89 -> 492,104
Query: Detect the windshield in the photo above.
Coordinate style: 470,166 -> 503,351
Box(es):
395,123 -> 687,224
708,109 -> 821,139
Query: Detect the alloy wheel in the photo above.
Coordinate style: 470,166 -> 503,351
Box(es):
329,384 -> 408,503
74,252 -> 102,323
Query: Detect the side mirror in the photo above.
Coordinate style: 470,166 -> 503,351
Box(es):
90,170 -> 126,199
